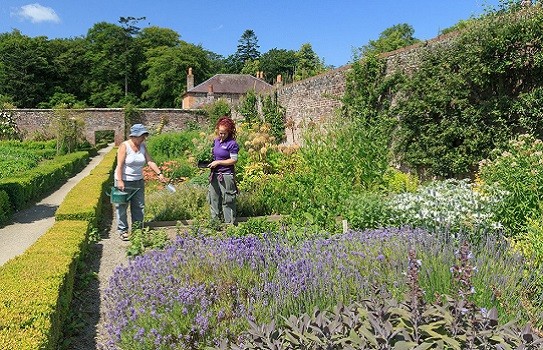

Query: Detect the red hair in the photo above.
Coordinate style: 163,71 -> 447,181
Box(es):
216,116 -> 236,139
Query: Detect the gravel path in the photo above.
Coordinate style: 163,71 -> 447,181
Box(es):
62,205 -> 131,349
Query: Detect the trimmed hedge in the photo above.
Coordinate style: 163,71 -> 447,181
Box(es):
0,220 -> 90,349
55,148 -> 116,227
0,147 -> 117,349
0,151 -> 89,212
0,190 -> 11,226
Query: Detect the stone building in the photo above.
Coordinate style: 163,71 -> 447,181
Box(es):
181,68 -> 273,109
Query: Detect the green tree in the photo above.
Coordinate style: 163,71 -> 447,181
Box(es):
240,59 -> 261,75
118,16 -> 146,98
260,48 -> 297,84
236,29 -> 260,63
84,22 -> 130,106
141,42 -> 211,107
49,37 -> 92,104
358,23 -> 420,58
294,43 -> 325,81
0,30 -> 56,107
136,26 -> 181,52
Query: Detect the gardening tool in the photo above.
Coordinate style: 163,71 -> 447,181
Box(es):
106,186 -> 140,204
165,183 -> 176,193
197,160 -> 211,168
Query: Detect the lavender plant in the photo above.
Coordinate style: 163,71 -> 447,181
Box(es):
100,228 -> 541,349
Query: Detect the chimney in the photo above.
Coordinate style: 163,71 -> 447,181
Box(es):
187,67 -> 194,90
207,84 -> 214,103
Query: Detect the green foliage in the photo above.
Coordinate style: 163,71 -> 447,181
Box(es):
259,48 -> 297,84
358,23 -> 420,58
203,99 -> 231,128
237,90 -> 259,127
1,151 -> 89,212
52,108 -> 86,155
146,183 -> 208,221
344,6 -> 543,178
382,167 -> 419,194
340,191 -> 391,230
224,217 -> 281,237
123,103 -> 142,136
235,29 -> 260,63
0,142 -> 54,178
0,220 -> 90,350
478,133 -> 543,237
37,91 -> 86,109
126,227 -> 170,257
294,43 -> 326,81
142,42 -> 212,107
145,130 -> 203,164
511,216 -> 543,267
0,190 -> 11,226
261,93 -> 286,142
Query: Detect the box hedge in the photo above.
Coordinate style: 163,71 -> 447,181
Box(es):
0,147 -> 117,349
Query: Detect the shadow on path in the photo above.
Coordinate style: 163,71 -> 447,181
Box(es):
11,204 -> 58,224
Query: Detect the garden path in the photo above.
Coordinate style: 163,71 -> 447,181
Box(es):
0,144 -> 114,266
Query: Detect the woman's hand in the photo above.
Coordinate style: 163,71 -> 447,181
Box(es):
208,160 -> 220,169
157,173 -> 167,183
117,180 -> 125,191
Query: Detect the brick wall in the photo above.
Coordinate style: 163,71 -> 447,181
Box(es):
11,109 -> 207,145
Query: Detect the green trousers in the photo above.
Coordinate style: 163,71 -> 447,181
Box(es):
208,173 -> 237,224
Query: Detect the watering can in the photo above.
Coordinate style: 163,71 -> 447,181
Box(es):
106,186 -> 140,204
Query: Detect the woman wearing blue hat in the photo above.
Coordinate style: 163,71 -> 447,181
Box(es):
114,123 -> 165,240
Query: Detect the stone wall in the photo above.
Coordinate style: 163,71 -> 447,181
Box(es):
276,65 -> 350,144
11,109 -> 207,145
275,32 -> 457,144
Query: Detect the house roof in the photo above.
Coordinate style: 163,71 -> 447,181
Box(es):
186,74 -> 273,95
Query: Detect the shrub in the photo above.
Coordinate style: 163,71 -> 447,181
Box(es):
340,191 -> 391,230
146,183 -> 208,221
387,178 -> 505,240
145,130 -> 203,164
478,133 -> 543,237
0,190 -> 11,226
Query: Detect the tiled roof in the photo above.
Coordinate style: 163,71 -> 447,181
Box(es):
186,74 -> 273,94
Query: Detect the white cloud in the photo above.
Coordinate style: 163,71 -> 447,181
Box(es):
12,3 -> 60,24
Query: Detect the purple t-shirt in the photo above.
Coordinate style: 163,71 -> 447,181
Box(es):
212,137 -> 239,173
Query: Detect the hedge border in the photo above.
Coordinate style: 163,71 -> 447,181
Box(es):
0,147 -> 117,349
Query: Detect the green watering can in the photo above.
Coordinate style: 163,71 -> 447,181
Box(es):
106,186 -> 140,204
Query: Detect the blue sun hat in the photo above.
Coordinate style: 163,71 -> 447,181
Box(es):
129,123 -> 149,137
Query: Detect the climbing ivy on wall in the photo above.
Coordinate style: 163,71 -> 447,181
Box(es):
345,5 -> 543,178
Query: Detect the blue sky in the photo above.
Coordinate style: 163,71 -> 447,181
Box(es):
1,0 -> 502,68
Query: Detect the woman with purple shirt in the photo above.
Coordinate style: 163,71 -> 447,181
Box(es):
207,116 -> 239,224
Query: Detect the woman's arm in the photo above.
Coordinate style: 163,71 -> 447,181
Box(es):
209,158 -> 237,168
116,143 -> 127,190
144,144 -> 166,182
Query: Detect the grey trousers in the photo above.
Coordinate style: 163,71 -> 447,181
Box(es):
114,179 -> 145,233
208,173 -> 237,224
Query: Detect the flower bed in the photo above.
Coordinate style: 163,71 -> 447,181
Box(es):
100,227 -> 541,349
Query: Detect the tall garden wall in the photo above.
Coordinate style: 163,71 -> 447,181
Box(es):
12,108 -> 206,145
